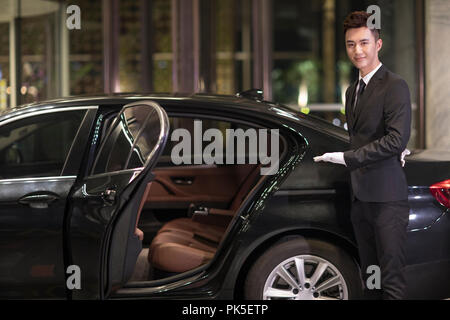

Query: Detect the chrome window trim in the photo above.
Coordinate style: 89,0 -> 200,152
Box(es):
90,100 -> 168,177
0,176 -> 77,184
0,106 -> 98,127
86,167 -> 144,180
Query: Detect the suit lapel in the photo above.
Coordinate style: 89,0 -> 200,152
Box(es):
352,65 -> 387,130
346,80 -> 358,131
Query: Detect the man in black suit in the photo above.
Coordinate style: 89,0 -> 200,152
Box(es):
314,11 -> 412,300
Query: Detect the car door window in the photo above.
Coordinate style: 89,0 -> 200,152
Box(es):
126,111 -> 162,170
158,117 -> 256,167
0,110 -> 86,179
92,105 -> 162,175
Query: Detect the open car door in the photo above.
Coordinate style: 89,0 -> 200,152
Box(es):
65,101 -> 168,299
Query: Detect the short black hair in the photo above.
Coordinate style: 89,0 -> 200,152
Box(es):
343,11 -> 381,41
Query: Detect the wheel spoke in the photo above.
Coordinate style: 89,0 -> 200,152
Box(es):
264,287 -> 297,299
294,258 -> 306,286
316,296 -> 340,301
276,266 -> 301,290
261,253 -> 349,301
314,275 -> 342,293
310,262 -> 328,287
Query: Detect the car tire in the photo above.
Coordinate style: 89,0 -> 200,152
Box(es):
244,237 -> 363,300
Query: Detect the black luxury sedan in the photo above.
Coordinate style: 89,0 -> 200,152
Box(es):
0,93 -> 449,300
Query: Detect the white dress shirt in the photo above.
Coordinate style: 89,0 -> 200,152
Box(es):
353,62 -> 383,108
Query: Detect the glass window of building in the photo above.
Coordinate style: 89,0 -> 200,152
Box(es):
118,0 -> 172,93
151,0 -> 172,93
6,0 -> 60,106
273,0 -> 419,149
68,0 -> 103,95
215,0 -> 252,94
0,0 -> 422,148
0,22 -> 9,110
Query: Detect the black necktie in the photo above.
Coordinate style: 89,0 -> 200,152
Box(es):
353,79 -> 366,112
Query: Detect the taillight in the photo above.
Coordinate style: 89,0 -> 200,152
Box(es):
430,180 -> 450,209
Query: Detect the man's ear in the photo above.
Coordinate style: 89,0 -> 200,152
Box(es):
376,38 -> 383,52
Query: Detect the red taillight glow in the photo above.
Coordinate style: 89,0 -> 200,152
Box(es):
430,180 -> 450,209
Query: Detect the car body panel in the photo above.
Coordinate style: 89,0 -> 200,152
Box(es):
0,176 -> 75,298
0,106 -> 97,299
0,94 -> 449,299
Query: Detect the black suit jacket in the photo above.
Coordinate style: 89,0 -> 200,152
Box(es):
343,65 -> 412,202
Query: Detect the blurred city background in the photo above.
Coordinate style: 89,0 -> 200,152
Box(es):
0,0 -> 448,150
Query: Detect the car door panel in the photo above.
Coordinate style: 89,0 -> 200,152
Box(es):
0,177 -> 75,298
139,164 -> 256,234
67,169 -> 149,297
0,107 -> 96,299
145,164 -> 256,207
66,101 -> 168,299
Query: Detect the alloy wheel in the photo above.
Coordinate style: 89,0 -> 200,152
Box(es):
262,255 -> 348,300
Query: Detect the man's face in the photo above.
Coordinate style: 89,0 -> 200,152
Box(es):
345,27 -> 382,75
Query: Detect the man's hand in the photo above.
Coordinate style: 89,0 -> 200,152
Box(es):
314,150 -> 409,167
400,149 -> 411,167
314,152 -> 346,166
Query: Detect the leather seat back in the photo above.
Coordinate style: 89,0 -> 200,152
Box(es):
229,164 -> 262,211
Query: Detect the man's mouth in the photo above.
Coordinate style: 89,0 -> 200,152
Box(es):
355,57 -> 366,62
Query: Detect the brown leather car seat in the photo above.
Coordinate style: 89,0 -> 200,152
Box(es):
148,164 -> 262,273
156,164 -> 262,238
134,182 -> 153,241
148,231 -> 218,272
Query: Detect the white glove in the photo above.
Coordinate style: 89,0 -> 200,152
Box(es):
313,150 -> 409,167
314,152 -> 346,166
400,149 -> 411,167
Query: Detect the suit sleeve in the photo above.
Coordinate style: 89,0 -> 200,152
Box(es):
343,79 -> 412,171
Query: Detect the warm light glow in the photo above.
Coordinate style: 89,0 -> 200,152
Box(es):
298,81 -> 308,108
28,86 -> 38,97
341,83 -> 348,106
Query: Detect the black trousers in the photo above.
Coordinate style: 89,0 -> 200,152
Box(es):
351,199 -> 410,300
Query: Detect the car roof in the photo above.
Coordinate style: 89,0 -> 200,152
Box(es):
0,93 -> 349,141
0,93 -> 259,117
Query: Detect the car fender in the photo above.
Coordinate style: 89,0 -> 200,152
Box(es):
217,225 -> 359,299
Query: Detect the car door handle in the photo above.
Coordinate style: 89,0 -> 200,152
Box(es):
18,192 -> 60,209
102,188 -> 117,205
171,177 -> 194,185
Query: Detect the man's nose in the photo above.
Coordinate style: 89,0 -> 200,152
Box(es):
355,44 -> 363,54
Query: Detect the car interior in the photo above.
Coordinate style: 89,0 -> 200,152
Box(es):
120,114 -> 282,283
128,162 -> 264,281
